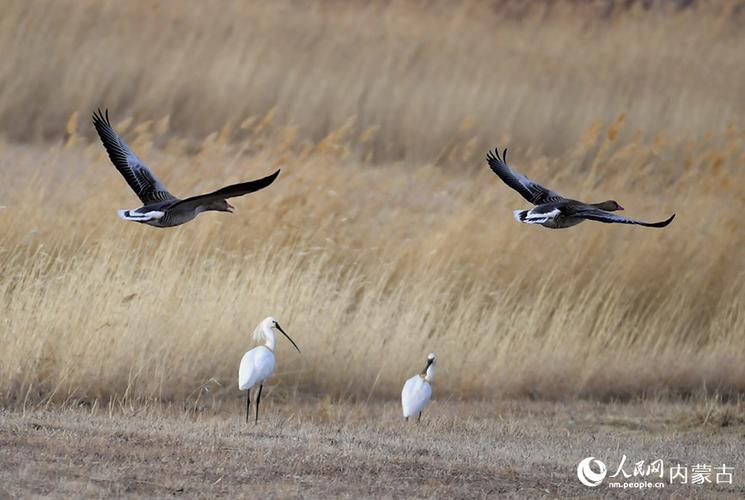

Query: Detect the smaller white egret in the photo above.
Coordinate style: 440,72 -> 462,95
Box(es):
238,316 -> 300,424
401,352 -> 436,423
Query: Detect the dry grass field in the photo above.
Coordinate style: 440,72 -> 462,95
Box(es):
1,0 -> 744,497
2,400 -> 744,498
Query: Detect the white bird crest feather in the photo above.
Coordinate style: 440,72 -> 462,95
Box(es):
252,322 -> 267,342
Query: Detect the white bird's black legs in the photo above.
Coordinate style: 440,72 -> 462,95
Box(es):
243,386 -> 264,425
245,389 -> 251,424
417,412 -> 422,423
255,384 -> 263,424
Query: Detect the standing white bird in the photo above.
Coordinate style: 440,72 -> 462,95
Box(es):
401,353 -> 436,422
238,316 -> 300,424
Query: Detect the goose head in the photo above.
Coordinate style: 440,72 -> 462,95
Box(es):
596,200 -> 624,211
206,199 -> 234,213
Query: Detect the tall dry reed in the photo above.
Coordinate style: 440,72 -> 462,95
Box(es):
1,1 -> 744,160
1,114 -> 743,405
0,1 -> 744,407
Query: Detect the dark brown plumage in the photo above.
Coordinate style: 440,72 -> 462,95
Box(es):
486,147 -> 675,229
92,108 -> 280,228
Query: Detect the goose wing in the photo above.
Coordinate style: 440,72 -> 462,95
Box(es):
576,208 -> 675,228
486,147 -> 563,205
170,170 -> 280,212
92,109 -> 175,205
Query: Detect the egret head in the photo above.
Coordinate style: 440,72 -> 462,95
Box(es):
254,316 -> 301,353
421,352 -> 437,381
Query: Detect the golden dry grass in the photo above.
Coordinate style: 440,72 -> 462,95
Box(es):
3,0 -> 745,160
2,399 -> 744,498
0,0 -> 744,410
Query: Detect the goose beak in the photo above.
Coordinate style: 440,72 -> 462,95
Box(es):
618,205 -> 625,211
226,202 -> 235,213
276,323 -> 301,353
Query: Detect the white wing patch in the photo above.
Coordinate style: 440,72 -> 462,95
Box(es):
117,209 -> 165,221
514,208 -> 560,225
527,208 -> 561,220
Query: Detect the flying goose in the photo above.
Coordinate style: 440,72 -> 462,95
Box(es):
486,148 -> 675,229
92,109 -> 280,228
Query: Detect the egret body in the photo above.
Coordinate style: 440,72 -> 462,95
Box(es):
238,316 -> 300,424
401,352 -> 436,422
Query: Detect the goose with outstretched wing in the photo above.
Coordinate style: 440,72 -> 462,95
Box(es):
92,108 -> 280,228
486,147 -> 675,229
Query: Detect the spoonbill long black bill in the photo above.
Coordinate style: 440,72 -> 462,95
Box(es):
401,352 -> 436,423
238,316 -> 300,424
92,108 -> 280,228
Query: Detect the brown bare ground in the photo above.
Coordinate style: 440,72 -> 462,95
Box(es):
1,400 -> 744,498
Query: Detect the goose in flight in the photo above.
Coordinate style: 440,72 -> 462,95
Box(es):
92,109 -> 280,228
486,148 -> 675,229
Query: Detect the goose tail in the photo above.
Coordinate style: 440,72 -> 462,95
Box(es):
513,210 -> 528,223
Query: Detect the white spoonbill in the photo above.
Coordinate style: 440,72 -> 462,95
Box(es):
401,352 -> 436,422
238,316 -> 300,424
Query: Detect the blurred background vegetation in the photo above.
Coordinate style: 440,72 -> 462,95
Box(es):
0,0 -> 743,407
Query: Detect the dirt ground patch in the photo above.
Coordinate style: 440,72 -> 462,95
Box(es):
1,400 -> 743,498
